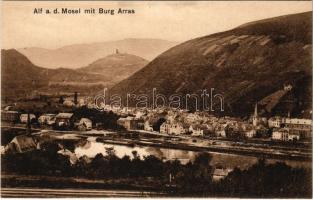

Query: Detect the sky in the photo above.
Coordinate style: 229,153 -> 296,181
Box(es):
1,1 -> 312,49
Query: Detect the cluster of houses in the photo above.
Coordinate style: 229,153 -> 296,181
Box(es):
115,104 -> 312,142
270,117 -> 312,141
1,110 -> 92,131
2,100 -> 312,142
116,109 -> 258,138
58,88 -> 311,142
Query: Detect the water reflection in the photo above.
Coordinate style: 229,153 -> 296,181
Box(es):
74,137 -> 311,169
74,137 -> 196,164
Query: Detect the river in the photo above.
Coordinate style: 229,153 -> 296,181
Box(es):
74,137 -> 311,170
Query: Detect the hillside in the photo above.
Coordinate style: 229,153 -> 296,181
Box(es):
1,49 -> 48,99
18,39 -> 177,69
1,49 -> 150,101
78,53 -> 148,85
1,49 -> 105,100
110,12 -> 312,117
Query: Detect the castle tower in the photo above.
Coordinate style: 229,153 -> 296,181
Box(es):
252,103 -> 258,126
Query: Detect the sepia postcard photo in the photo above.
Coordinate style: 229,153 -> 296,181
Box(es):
0,0 -> 312,198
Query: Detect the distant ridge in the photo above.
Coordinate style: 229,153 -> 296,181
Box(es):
17,38 -> 178,69
1,49 -> 149,99
78,53 -> 148,85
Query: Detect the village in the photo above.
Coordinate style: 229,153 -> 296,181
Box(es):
1,90 -> 312,143
1,92 -> 312,185
1,3 -> 312,197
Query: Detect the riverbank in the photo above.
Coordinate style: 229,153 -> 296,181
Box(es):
96,136 -> 311,161
2,125 -> 311,162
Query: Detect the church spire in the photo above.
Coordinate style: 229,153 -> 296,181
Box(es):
254,102 -> 258,117
252,103 -> 259,126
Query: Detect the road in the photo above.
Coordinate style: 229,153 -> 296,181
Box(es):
1,188 -> 165,197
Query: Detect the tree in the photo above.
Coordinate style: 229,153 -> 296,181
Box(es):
74,92 -> 78,105
105,147 -> 116,159
26,113 -> 31,135
131,150 -> 139,160
153,118 -> 166,131
59,96 -> 64,104
174,153 -> 214,195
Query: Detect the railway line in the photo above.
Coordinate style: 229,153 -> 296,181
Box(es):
1,188 -> 165,197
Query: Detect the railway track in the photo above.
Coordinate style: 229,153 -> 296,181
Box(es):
1,188 -> 165,197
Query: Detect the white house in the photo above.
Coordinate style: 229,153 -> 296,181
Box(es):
212,168 -> 233,182
135,111 -> 146,119
77,118 -> 92,130
288,132 -> 300,141
283,84 -> 293,91
284,118 -> 312,129
268,116 -> 283,128
55,113 -> 74,128
20,114 -> 36,123
5,135 -> 37,153
38,114 -> 56,125
160,122 -> 170,134
283,118 -> 312,138
160,121 -> 189,135
245,129 -> 257,138
63,100 -> 75,107
189,124 -> 210,137
168,122 -> 189,135
272,128 -> 289,141
215,124 -> 228,137
144,120 -> 154,132
117,116 -> 143,130
78,98 -> 86,107
189,124 -> 203,136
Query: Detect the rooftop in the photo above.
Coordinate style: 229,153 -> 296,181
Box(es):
56,113 -> 74,119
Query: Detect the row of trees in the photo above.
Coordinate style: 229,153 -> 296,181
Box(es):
217,159 -> 312,198
1,144 -> 311,197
